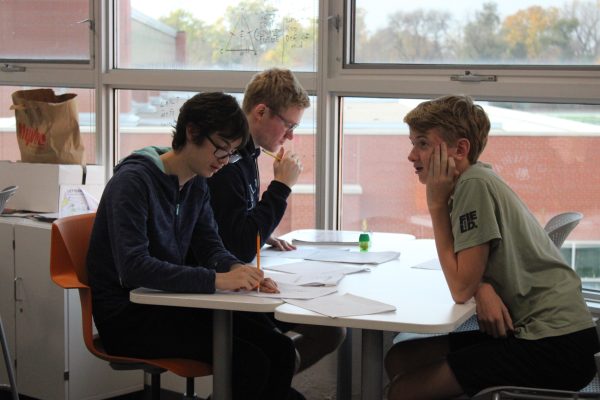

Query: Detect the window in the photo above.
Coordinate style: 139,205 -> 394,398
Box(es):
352,0 -> 600,66
118,1 -> 318,71
340,96 -> 600,285
2,0 -> 600,293
0,0 -> 92,63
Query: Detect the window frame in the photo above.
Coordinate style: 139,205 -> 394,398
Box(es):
1,0 -> 600,298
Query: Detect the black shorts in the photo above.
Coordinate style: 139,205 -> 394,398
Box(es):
446,327 -> 599,396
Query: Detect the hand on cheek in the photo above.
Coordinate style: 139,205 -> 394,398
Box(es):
426,143 -> 457,210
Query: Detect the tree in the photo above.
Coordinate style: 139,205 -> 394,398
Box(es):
385,9 -> 452,62
461,2 -> 507,63
561,0 -> 600,63
159,10 -> 221,68
502,5 -> 575,63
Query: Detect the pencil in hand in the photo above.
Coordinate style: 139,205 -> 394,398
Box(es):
261,148 -> 282,161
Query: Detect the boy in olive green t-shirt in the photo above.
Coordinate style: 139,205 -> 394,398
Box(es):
384,95 -> 598,399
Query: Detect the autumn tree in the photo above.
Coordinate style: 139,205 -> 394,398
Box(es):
502,5 -> 576,62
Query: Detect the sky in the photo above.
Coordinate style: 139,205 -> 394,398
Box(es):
131,0 -> 574,30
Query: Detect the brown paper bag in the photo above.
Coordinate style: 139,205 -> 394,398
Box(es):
10,88 -> 84,164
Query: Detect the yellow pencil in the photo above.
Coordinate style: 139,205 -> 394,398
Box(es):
256,232 -> 261,292
261,148 -> 282,161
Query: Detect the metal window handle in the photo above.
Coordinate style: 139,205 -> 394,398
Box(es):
450,71 -> 497,82
1,64 -> 26,73
328,15 -> 340,33
76,18 -> 95,31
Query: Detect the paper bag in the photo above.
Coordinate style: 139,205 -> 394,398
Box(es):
10,88 -> 84,164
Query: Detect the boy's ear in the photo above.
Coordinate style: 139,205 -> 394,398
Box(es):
454,138 -> 471,160
185,124 -> 194,142
252,103 -> 268,119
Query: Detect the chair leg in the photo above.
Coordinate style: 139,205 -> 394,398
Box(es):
183,377 -> 197,399
0,316 -> 19,400
150,373 -> 161,400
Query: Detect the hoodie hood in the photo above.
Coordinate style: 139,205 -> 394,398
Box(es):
114,146 -> 177,193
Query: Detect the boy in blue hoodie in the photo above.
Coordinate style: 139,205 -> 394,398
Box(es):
87,92 -> 302,400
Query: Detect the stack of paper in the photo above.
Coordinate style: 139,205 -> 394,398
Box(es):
284,293 -> 396,318
291,229 -> 360,245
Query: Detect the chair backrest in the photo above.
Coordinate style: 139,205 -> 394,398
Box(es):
543,212 -> 583,249
50,213 -> 102,358
50,213 -> 96,288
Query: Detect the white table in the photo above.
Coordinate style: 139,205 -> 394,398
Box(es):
130,289 -> 282,400
130,231 -> 474,400
274,237 -> 476,400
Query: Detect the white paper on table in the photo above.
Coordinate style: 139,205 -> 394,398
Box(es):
263,260 -> 370,275
411,258 -> 441,270
243,282 -> 338,299
304,249 -> 400,265
283,293 -> 396,318
260,247 -> 329,259
291,230 -> 360,245
270,271 -> 345,287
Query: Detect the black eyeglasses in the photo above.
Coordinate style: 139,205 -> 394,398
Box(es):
205,135 -> 242,164
268,106 -> 299,133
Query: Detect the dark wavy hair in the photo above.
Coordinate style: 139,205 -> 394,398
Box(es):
172,92 -> 249,151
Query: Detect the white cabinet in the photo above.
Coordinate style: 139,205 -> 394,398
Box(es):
0,217 -> 143,399
0,219 -> 16,390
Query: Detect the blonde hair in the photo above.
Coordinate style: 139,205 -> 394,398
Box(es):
404,95 -> 490,163
242,68 -> 310,114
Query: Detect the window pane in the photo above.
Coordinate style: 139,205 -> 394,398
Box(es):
353,0 -> 600,66
0,86 -> 96,164
340,97 -> 600,285
116,90 -> 316,231
0,0 -> 90,61
118,0 -> 317,71
573,244 -> 600,291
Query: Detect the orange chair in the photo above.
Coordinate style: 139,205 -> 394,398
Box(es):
50,213 -> 212,400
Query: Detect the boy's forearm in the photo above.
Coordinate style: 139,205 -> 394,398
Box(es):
429,206 -> 477,303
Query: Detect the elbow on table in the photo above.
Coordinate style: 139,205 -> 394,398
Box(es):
450,288 -> 474,304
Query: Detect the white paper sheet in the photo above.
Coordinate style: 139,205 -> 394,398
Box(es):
260,247 -> 328,259
263,260 -> 370,275
261,247 -> 399,265
270,271 -> 345,287
410,258 -> 442,270
304,249 -> 400,265
243,283 -> 338,299
284,293 -> 396,318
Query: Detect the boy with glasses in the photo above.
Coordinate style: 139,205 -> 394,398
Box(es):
207,69 -> 345,376
87,92 -> 301,400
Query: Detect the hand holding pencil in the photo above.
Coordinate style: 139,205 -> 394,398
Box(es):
254,231 -> 279,293
267,148 -> 303,188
